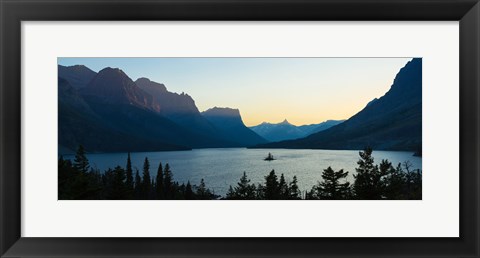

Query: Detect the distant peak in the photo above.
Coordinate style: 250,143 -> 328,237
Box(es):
136,77 -> 151,82
279,119 -> 290,125
202,107 -> 240,117
99,67 -> 125,74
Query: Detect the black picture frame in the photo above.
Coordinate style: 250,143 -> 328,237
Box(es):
1,0 -> 479,257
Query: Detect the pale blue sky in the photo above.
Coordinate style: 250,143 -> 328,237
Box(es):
58,57 -> 412,126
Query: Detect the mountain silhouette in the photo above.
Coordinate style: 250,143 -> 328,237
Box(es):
250,119 -> 344,142
82,67 -> 161,112
58,65 -> 97,89
135,77 -> 222,141
58,65 -> 266,153
202,107 -> 268,146
58,77 -> 190,153
252,58 -> 422,151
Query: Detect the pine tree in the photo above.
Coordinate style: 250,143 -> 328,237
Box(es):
73,145 -> 89,173
353,147 -> 384,199
125,152 -> 134,191
134,169 -> 142,199
107,166 -> 128,200
311,166 -> 350,200
264,170 -> 280,200
163,163 -> 173,199
156,162 -> 164,199
142,157 -> 151,199
227,172 -> 257,200
256,183 -> 265,200
226,185 -> 236,200
278,173 -> 290,199
288,176 -> 301,199
185,181 -> 194,200
382,161 -> 405,199
196,178 -> 212,200
404,162 -> 422,200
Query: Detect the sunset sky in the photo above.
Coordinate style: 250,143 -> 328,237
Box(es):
58,57 -> 412,126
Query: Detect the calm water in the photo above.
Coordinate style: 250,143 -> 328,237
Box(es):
63,148 -> 422,196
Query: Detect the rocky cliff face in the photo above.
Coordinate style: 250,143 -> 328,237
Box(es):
58,65 -> 97,89
202,107 -> 268,146
82,67 -> 161,112
58,65 -> 267,153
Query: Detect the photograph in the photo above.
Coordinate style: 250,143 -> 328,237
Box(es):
58,57 -> 422,200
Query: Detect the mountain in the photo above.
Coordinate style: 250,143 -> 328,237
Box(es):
135,77 -> 220,139
58,65 -> 97,89
252,58 -> 422,151
250,119 -> 344,142
58,65 -> 266,153
82,68 -> 160,112
298,120 -> 346,135
202,107 -> 268,146
58,77 -> 189,154
135,77 -> 199,116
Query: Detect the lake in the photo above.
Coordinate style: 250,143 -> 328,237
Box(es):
63,148 -> 422,197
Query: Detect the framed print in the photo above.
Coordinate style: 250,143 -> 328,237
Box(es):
1,0 -> 479,257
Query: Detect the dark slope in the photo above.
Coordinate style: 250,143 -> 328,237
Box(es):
59,67 -> 240,152
82,68 -> 161,112
58,65 -> 97,89
202,107 -> 268,146
252,58 -> 422,151
135,77 -> 222,140
58,78 -> 189,154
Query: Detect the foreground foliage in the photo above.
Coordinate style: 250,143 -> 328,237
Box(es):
59,146 -> 421,200
59,146 -> 218,200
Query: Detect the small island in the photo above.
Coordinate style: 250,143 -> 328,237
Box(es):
264,152 -> 275,161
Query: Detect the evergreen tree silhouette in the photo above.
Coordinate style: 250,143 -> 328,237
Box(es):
156,162 -> 164,199
125,153 -> 133,188
264,170 -> 280,200
311,166 -> 350,199
107,166 -> 128,200
196,178 -> 212,200
381,160 -> 405,199
164,163 -> 173,199
73,145 -> 89,173
353,147 -> 385,199
288,176 -> 301,199
278,173 -> 290,199
134,169 -> 142,199
226,172 -> 256,200
142,157 -> 151,199
185,181 -> 194,200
